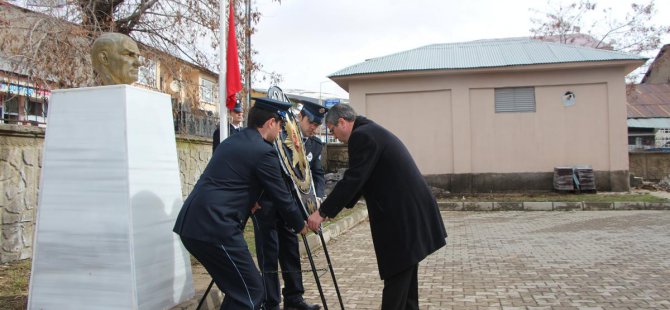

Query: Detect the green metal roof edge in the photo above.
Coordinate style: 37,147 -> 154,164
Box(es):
329,38 -> 647,78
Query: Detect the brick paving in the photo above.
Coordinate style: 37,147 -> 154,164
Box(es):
299,211 -> 670,309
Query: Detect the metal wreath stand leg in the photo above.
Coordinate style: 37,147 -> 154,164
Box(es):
301,233 -> 329,310
196,280 -> 215,310
316,227 -> 345,310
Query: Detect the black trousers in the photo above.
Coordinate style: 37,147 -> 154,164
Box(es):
180,236 -> 264,310
381,263 -> 419,310
252,211 -> 305,309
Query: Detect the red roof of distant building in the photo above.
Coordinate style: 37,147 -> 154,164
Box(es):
627,83 -> 670,118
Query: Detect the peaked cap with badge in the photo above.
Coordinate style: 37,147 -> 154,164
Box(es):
300,101 -> 329,124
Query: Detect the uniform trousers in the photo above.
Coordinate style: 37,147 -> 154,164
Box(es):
180,236 -> 264,310
381,263 -> 419,310
252,211 -> 305,309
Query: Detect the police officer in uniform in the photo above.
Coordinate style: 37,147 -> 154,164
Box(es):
174,97 -> 308,310
212,99 -> 244,152
299,101 -> 327,199
253,101 -> 328,310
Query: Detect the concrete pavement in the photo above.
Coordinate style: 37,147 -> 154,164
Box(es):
300,211 -> 670,309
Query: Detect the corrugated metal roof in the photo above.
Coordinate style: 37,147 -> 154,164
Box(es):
627,118 -> 670,128
329,38 -> 646,78
626,84 -> 670,118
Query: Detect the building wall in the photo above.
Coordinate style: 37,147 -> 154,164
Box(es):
643,45 -> 670,84
346,65 -> 631,191
629,151 -> 670,181
366,90 -> 453,174
0,124 -> 211,263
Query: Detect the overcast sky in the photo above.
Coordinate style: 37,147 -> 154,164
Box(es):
251,0 -> 670,98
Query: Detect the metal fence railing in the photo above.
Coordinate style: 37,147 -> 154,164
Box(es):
1,110 -> 218,138
174,109 -> 219,138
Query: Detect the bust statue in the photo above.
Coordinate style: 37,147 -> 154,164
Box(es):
91,33 -> 141,85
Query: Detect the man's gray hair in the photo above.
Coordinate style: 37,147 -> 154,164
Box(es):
325,104 -> 357,125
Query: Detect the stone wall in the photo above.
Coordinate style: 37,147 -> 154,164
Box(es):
323,143 -> 348,173
0,124 -> 212,263
629,152 -> 670,181
176,136 -> 212,197
0,125 -> 43,262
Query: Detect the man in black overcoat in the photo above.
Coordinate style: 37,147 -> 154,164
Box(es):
174,97 -> 308,310
253,101 -> 328,310
307,103 -> 447,310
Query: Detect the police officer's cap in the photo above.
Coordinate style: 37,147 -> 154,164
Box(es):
252,97 -> 292,116
230,99 -> 243,113
301,101 -> 329,124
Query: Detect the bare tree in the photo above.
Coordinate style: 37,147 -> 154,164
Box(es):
530,0 -> 669,55
0,0 -> 282,100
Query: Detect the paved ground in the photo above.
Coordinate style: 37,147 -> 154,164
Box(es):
295,211 -> 670,309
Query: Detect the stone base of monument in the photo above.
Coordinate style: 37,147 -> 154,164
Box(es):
28,85 -> 194,309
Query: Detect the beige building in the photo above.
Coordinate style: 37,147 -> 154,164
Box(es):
329,38 -> 646,192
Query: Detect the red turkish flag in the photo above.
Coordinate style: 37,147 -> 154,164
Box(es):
226,3 -> 242,110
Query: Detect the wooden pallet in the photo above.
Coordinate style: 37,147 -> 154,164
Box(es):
553,166 -> 575,191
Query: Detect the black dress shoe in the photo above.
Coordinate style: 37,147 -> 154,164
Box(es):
283,299 -> 321,310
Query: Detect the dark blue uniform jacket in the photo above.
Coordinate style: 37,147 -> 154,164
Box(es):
174,128 -> 304,244
304,136 -> 326,197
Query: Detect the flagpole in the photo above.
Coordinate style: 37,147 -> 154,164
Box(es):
245,0 -> 251,118
219,0 -> 229,141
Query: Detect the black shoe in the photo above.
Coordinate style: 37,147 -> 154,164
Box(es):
283,299 -> 321,310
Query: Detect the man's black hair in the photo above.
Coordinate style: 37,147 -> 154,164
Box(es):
248,106 -> 280,128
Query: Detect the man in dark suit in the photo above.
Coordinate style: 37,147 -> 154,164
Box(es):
174,97 -> 308,310
307,103 -> 447,310
253,101 -> 328,310
212,99 -> 244,152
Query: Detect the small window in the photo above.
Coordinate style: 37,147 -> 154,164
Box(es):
4,96 -> 19,114
200,77 -> 217,104
2,96 -> 19,123
25,99 -> 42,116
137,58 -> 157,88
495,87 -> 535,113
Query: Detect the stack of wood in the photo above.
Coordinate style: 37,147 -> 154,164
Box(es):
553,166 -> 575,191
574,165 -> 596,192
553,165 -> 597,192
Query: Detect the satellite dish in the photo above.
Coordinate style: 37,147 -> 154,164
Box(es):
169,80 -> 181,92
562,91 -> 575,107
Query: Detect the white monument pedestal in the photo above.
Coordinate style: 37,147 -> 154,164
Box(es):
28,85 -> 194,309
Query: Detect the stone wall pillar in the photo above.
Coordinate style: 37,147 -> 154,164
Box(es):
176,135 -> 212,197
0,124 -> 43,262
